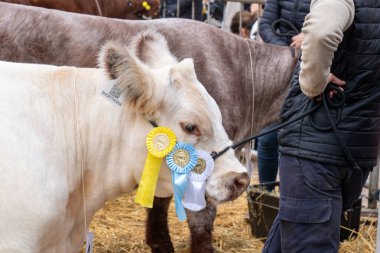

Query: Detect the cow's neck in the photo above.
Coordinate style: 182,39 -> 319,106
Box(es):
72,68 -> 152,221
250,41 -> 296,134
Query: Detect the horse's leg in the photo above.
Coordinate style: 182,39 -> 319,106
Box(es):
146,196 -> 174,253
186,201 -> 217,253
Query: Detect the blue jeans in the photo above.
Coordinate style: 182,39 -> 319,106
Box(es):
262,155 -> 370,253
257,125 -> 279,191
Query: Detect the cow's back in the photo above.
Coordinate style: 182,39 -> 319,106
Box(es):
0,2 -> 296,141
0,0 -> 160,19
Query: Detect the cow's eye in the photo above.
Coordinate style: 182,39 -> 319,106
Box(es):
185,124 -> 196,133
180,122 -> 200,136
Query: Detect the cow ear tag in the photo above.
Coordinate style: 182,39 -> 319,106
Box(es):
166,142 -> 198,221
135,127 -> 176,208
183,150 -> 214,212
100,79 -> 125,106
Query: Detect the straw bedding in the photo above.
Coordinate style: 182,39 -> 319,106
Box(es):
89,188 -> 376,252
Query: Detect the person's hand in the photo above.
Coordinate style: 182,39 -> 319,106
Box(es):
327,73 -> 345,86
290,33 -> 304,49
327,73 -> 345,98
310,73 -> 345,101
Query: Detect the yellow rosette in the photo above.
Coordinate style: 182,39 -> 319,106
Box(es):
135,127 -> 176,208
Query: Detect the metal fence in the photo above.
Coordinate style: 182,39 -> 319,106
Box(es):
161,0 -> 265,32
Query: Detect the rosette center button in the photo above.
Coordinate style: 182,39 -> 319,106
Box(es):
153,134 -> 170,151
173,149 -> 190,168
193,158 -> 206,174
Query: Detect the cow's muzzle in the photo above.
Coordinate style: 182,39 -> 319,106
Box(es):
225,171 -> 250,201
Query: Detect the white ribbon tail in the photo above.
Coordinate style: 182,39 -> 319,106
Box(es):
183,180 -> 207,212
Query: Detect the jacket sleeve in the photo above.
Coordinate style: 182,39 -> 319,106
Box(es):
299,0 -> 355,98
258,0 -> 289,46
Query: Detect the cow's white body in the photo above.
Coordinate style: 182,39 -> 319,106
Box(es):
0,62 -> 142,252
0,31 -> 248,253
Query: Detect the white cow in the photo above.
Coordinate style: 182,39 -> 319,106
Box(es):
0,31 -> 249,253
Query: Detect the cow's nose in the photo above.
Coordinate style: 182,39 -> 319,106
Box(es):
226,172 -> 250,200
234,172 -> 250,193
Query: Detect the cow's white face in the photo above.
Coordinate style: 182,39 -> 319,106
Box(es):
155,60 -> 249,203
99,31 -> 249,203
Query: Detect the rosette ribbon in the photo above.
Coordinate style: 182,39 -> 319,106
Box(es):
183,150 -> 214,212
166,142 -> 198,221
135,127 -> 176,208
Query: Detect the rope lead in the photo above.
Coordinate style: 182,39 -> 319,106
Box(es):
211,84 -> 361,171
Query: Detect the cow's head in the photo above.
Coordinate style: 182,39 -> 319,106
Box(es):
98,31 -> 249,203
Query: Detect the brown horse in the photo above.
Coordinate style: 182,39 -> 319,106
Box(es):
0,3 -> 297,252
0,0 -> 160,19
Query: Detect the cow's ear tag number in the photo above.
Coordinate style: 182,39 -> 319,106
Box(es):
135,127 -> 176,208
85,231 -> 94,253
100,79 -> 125,106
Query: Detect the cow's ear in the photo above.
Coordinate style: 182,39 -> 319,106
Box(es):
132,30 -> 177,68
99,41 -> 162,117
98,41 -> 132,80
170,58 -> 197,87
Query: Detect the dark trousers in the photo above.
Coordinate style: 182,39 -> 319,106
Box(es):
257,126 -> 279,191
262,154 -> 370,253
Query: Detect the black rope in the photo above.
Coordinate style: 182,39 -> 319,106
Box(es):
271,18 -> 300,38
211,101 -> 319,160
321,91 -> 360,170
149,120 -> 158,128
309,85 -> 344,131
211,84 -> 361,171
271,19 -> 300,58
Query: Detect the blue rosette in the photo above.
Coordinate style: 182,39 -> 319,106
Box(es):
166,142 -> 198,221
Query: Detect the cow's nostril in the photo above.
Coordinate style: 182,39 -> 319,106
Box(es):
234,172 -> 250,193
234,179 -> 245,192
222,172 -> 251,201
